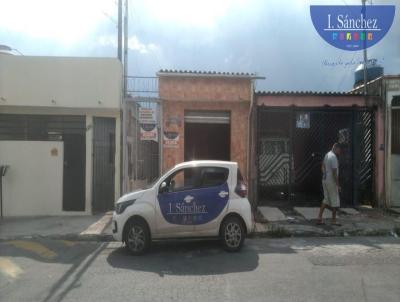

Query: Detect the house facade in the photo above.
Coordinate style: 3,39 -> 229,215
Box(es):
0,55 -> 122,216
254,91 -> 378,208
158,70 -> 263,180
352,75 -> 400,208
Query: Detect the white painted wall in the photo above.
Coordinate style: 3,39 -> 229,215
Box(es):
385,79 -> 400,208
0,110 -> 121,215
0,141 -> 64,216
391,154 -> 400,207
0,55 -> 122,109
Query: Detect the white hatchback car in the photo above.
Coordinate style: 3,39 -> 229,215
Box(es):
112,160 -> 253,255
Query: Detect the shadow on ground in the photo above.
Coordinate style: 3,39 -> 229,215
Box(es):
106,238 -> 298,276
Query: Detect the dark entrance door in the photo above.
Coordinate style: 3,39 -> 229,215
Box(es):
257,108 -> 374,207
63,134 -> 86,211
185,123 -> 230,161
92,117 -> 116,212
292,111 -> 353,205
184,111 -> 230,162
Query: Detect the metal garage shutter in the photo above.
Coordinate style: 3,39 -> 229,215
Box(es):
184,111 -> 230,124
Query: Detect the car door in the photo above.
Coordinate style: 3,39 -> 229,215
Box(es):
155,167 -> 200,236
193,166 -> 230,234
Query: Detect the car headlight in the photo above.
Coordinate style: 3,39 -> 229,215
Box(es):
115,199 -> 136,214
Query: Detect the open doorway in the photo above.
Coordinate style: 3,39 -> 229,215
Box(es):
184,111 -> 230,161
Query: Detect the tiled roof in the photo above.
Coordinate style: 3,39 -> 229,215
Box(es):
256,90 -> 363,96
157,69 -> 264,79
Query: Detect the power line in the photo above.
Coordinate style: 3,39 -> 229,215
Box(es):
101,10 -> 117,25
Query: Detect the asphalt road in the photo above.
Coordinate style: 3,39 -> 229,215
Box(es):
1,236 -> 399,302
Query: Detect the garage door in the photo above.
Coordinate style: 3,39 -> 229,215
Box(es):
184,111 -> 231,161
184,111 -> 230,124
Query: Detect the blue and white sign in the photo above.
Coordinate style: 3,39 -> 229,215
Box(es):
310,5 -> 395,51
158,183 -> 229,225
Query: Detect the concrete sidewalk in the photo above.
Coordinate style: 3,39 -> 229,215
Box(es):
255,206 -> 400,238
0,212 -> 113,241
1,207 -> 399,241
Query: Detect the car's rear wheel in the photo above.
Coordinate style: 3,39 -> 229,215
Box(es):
220,216 -> 245,252
124,219 -> 150,255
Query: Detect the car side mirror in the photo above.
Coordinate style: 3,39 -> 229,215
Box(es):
159,181 -> 168,194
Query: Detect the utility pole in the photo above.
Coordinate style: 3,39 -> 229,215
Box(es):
362,0 -> 368,96
121,0 -> 129,194
117,0 -> 122,61
124,0 -> 128,96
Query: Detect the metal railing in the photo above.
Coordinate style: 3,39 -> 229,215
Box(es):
125,76 -> 158,97
122,76 -> 161,193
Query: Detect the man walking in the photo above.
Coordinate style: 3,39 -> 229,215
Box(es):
317,143 -> 341,226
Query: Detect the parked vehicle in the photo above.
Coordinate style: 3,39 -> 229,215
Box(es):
112,160 -> 253,255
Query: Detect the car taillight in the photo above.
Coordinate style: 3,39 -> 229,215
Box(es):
235,181 -> 247,198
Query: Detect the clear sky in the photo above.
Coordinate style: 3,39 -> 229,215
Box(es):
0,0 -> 399,92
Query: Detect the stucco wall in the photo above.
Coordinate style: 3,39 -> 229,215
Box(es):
0,141 -> 64,216
160,76 -> 251,177
0,55 -> 122,109
0,109 -> 121,215
385,81 -> 400,207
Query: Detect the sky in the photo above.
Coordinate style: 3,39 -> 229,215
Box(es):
0,0 -> 399,92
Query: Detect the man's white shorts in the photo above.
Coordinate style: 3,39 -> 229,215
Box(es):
322,180 -> 340,208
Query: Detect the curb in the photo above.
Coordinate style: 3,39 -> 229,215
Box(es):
0,233 -> 115,242
250,225 -> 400,239
1,227 -> 399,242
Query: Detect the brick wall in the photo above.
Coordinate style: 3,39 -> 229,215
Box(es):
160,77 -> 251,102
160,76 -> 251,177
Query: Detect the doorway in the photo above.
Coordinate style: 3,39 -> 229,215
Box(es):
92,117 -> 116,212
257,108 -> 374,207
184,111 -> 230,161
63,133 -> 86,211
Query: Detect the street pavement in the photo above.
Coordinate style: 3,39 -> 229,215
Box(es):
0,237 -> 399,302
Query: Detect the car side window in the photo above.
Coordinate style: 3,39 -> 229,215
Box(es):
199,167 -> 229,188
164,167 -> 200,192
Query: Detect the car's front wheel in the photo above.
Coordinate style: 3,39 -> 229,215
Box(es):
220,216 -> 245,252
124,219 -> 150,255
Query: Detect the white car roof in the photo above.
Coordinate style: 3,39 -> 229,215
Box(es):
174,160 -> 237,169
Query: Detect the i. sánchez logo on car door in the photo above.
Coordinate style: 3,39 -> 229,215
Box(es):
158,183 -> 229,225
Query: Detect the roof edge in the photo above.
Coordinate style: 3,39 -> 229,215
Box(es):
157,69 -> 265,80
255,91 -> 363,96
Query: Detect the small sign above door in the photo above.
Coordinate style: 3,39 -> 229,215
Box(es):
296,112 -> 310,129
139,107 -> 157,124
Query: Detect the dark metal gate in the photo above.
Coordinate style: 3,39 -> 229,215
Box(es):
257,108 -> 374,206
63,133 -> 86,211
92,117 -> 116,212
125,97 -> 161,191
